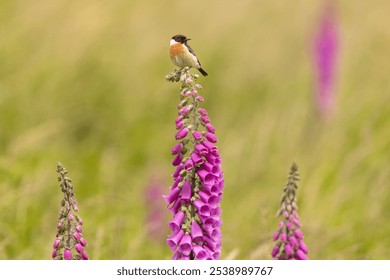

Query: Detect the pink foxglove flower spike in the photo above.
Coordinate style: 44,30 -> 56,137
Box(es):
272,162 -> 308,260
52,162 -> 89,260
313,2 -> 339,117
165,68 -> 223,260
145,177 -> 167,241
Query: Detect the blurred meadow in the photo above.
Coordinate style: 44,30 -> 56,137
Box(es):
1,0 -> 390,259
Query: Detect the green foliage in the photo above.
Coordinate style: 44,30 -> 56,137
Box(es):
0,1 -> 389,259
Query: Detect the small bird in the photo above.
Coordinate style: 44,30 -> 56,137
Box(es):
169,34 -> 208,76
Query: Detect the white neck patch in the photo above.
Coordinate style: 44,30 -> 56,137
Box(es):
170,39 -> 179,46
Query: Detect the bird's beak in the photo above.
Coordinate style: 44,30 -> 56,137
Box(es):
186,38 -> 191,41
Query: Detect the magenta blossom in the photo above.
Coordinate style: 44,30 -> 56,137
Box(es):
52,163 -> 89,260
272,163 -> 308,260
165,68 -> 223,259
313,2 -> 339,117
145,177 -> 168,241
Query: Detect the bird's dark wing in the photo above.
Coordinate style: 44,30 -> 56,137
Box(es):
186,43 -> 202,65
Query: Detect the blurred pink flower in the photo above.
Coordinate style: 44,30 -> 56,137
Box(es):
145,177 -> 167,241
313,2 -> 339,117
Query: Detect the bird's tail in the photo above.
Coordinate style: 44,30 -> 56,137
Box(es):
198,67 -> 208,77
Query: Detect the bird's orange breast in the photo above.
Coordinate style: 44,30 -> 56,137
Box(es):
170,44 -> 185,60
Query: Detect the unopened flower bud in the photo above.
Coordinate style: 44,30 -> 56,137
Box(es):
205,132 -> 217,143
198,108 -> 207,116
76,225 -> 83,233
52,249 -> 58,259
200,116 -> 210,124
172,142 -> 183,155
75,243 -> 84,253
81,251 -> 89,260
197,96 -> 204,102
73,232 -> 81,240
53,239 -> 61,249
80,237 -> 87,247
64,249 -> 72,260
205,123 -> 216,134
192,131 -> 203,141
176,128 -> 189,140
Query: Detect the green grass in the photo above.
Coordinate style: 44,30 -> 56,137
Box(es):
0,1 -> 389,259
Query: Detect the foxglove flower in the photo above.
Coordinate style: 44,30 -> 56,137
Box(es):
165,67 -> 223,260
313,2 -> 339,117
145,177 -> 167,241
272,162 -> 308,260
52,162 -> 89,260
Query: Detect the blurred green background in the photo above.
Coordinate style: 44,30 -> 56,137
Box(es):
1,0 -> 389,259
